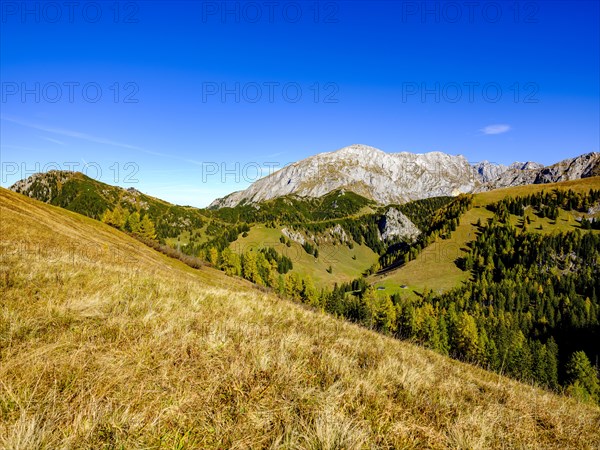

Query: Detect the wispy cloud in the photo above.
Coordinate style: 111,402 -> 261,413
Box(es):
2,115 -> 144,151
1,115 -> 236,170
265,151 -> 286,158
480,124 -> 511,135
42,137 -> 65,145
1,115 -> 196,164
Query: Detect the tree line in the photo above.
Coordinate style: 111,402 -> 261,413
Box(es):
102,204 -> 157,240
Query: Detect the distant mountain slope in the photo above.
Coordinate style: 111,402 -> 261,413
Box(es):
210,145 -> 600,208
10,170 -> 210,240
2,186 -> 600,448
472,160 -> 546,182
477,151 -> 600,191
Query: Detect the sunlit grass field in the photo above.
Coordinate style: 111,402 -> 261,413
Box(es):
231,224 -> 379,287
1,187 -> 600,449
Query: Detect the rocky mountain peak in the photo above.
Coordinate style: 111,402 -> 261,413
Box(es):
472,161 -> 509,183
210,147 -> 600,208
334,144 -> 385,156
210,145 -> 480,208
477,152 -> 600,191
508,161 -> 545,171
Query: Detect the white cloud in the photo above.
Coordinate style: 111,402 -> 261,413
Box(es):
480,124 -> 511,135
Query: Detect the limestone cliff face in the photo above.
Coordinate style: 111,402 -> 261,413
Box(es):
210,144 -> 480,207
210,145 -> 599,208
476,152 -> 600,191
379,208 -> 421,242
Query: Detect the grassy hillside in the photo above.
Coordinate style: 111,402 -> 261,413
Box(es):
219,196 -> 455,290
372,208 -> 494,297
373,177 -> 600,297
11,172 -> 458,291
230,225 -> 379,287
2,187 -> 600,448
10,170 -> 211,243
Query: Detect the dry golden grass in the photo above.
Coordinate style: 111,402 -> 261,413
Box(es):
1,187 -> 600,449
473,176 -> 600,206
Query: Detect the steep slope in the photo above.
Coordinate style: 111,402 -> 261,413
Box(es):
210,144 -> 481,207
9,170 -> 210,241
2,187 -> 600,448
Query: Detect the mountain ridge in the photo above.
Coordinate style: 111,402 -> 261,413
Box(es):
209,145 -> 599,208
476,151 -> 600,191
210,144 -> 480,207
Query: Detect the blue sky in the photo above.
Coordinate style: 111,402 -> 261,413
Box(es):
1,0 -> 599,207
